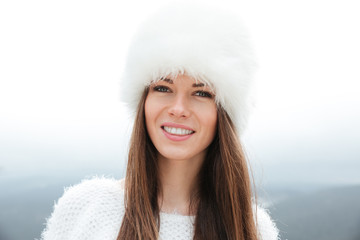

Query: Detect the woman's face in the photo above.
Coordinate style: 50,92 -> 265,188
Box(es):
145,75 -> 217,162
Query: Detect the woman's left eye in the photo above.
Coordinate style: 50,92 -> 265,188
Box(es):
194,91 -> 213,98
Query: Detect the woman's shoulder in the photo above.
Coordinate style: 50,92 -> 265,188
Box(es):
254,204 -> 280,240
40,177 -> 125,240
65,176 -> 124,194
53,177 -> 125,206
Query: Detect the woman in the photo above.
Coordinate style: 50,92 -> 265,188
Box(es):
41,2 -> 279,240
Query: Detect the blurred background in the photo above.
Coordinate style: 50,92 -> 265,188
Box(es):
0,0 -> 359,239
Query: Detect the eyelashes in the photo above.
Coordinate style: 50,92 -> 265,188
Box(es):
153,85 -> 170,92
194,91 -> 213,98
152,85 -> 214,99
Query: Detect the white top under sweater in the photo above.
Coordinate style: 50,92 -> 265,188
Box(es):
40,177 -> 279,240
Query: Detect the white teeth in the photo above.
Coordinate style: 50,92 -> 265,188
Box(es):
175,128 -> 181,135
163,126 -> 194,135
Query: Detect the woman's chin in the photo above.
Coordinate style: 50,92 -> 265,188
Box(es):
157,147 -> 206,163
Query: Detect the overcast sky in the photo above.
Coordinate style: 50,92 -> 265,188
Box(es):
0,0 -> 359,186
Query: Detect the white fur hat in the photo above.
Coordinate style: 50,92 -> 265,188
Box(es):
121,2 -> 257,134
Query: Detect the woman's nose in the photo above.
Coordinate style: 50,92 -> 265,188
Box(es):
168,94 -> 191,118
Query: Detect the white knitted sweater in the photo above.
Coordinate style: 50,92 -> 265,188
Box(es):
40,177 -> 279,240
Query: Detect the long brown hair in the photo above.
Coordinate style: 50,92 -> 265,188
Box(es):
117,87 -> 258,240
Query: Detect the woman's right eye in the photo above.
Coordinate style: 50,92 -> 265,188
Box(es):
153,85 -> 170,92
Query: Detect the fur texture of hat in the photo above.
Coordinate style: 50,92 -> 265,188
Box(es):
121,1 -> 257,134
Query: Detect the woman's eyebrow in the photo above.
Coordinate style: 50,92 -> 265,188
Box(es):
160,78 -> 173,84
192,83 -> 205,87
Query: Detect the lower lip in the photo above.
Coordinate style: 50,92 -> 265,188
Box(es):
162,128 -> 194,141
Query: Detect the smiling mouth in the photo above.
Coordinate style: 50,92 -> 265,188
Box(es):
161,126 -> 195,135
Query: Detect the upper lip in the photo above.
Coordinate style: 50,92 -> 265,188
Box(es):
161,122 -> 195,132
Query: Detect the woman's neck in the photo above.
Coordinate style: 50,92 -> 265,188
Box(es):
157,152 -> 205,216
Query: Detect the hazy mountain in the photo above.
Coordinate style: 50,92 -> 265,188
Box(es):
0,176 -> 79,240
269,185 -> 360,240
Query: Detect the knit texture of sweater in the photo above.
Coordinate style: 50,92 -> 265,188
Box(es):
40,177 -> 279,240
